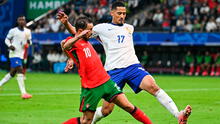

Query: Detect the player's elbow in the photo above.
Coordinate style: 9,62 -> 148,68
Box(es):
60,40 -> 66,50
63,44 -> 71,51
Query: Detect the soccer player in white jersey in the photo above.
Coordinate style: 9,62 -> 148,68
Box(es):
0,15 -> 32,99
92,2 -> 191,124
57,1 -> 192,123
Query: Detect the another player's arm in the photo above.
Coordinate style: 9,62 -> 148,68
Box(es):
57,11 -> 76,35
63,30 -> 90,50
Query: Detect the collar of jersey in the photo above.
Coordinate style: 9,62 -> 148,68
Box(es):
17,27 -> 24,31
109,23 -> 124,26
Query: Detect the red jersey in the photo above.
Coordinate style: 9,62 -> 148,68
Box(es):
64,36 -> 110,88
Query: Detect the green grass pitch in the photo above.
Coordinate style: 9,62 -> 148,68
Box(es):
0,72 -> 220,124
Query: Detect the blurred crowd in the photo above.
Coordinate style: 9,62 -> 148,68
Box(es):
140,50 -> 220,76
31,0 -> 146,33
132,0 -> 220,32
29,0 -> 220,33
11,0 -> 219,75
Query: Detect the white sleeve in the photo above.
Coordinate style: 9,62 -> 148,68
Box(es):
131,25 -> 134,33
92,24 -> 104,36
5,29 -> 14,47
91,24 -> 106,41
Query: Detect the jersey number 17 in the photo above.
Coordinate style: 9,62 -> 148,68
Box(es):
117,35 -> 125,43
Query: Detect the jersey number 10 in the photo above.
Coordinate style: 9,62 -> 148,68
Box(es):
83,48 -> 91,58
117,35 -> 125,43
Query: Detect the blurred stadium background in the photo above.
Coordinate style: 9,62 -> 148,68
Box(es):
0,0 -> 220,124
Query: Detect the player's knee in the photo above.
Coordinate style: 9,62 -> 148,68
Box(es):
151,83 -> 160,92
146,81 -> 160,95
150,86 -> 160,95
102,106 -> 113,116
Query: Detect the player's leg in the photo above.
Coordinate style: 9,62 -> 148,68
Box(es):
124,64 -> 191,123
0,68 -> 16,87
92,69 -> 125,124
81,111 -> 95,124
0,58 -> 18,87
140,75 -> 180,117
112,93 -> 152,124
92,100 -> 115,124
139,75 -> 192,123
16,63 -> 32,99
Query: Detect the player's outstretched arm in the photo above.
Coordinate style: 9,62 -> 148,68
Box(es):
57,11 -> 76,35
63,30 -> 90,50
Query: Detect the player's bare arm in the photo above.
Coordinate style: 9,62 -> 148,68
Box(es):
60,39 -> 72,59
57,11 -> 76,34
63,30 -> 90,50
60,39 -> 74,72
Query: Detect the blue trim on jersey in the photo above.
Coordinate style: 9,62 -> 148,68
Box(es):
109,23 -> 124,26
107,64 -> 150,94
10,57 -> 22,68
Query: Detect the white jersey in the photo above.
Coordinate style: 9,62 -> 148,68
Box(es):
5,27 -> 32,59
93,23 -> 139,71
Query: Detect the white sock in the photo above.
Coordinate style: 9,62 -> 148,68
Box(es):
16,74 -> 27,94
92,107 -> 104,124
0,73 -> 12,86
155,89 -> 180,118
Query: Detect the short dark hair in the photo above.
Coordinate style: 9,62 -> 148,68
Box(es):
111,1 -> 125,10
17,15 -> 25,19
75,16 -> 92,31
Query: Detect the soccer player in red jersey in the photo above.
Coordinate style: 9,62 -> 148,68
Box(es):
60,17 -> 152,124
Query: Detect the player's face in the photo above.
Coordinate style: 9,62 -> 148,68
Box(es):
84,23 -> 93,40
111,7 -> 126,25
17,16 -> 26,27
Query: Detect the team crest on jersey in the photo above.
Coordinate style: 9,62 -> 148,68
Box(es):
125,27 -> 132,34
86,104 -> 90,109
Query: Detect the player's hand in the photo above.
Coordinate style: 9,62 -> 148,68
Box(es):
27,40 -> 31,45
57,11 -> 68,24
78,30 -> 91,39
65,58 -> 74,72
9,45 -> 15,51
